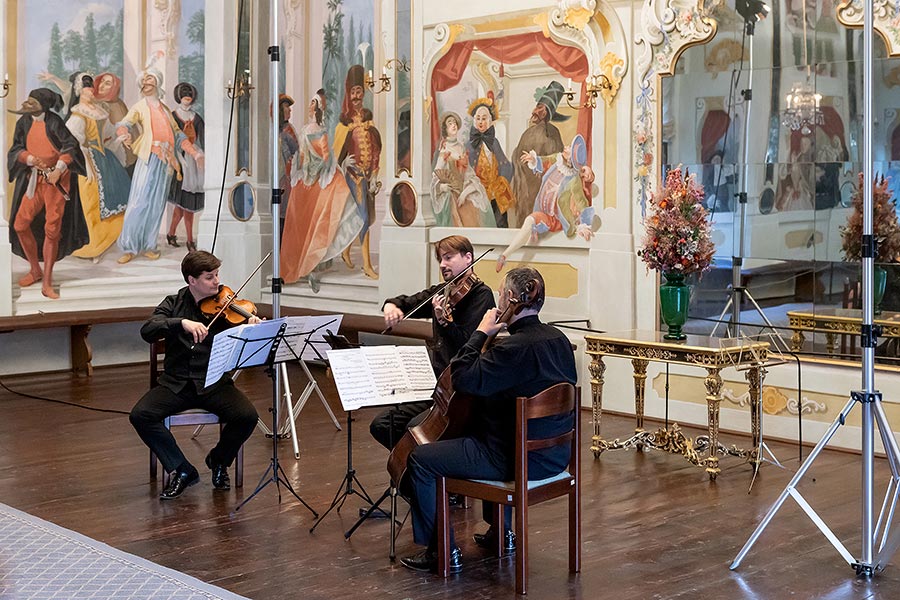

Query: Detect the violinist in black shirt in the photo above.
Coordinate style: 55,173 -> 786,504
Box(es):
370,235 -> 495,450
129,251 -> 260,500
399,266 -> 577,574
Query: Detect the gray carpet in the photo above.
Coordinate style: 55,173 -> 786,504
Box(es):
0,503 -> 247,600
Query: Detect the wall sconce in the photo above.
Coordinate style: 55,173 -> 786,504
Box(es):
384,58 -> 410,73
226,71 -> 254,100
365,68 -> 391,94
0,73 -> 10,99
563,74 -> 612,110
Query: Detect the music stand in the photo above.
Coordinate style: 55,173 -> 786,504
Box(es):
308,334 -> 379,533
214,320 -> 316,516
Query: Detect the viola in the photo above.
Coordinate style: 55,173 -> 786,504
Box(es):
386,276 -> 544,487
199,285 -> 258,326
434,270 -> 480,326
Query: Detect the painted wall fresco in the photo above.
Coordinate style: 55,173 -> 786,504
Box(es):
279,0 -> 382,290
6,0 -> 205,306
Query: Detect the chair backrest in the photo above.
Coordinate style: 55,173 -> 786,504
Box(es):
514,382 -> 578,482
150,339 -> 166,388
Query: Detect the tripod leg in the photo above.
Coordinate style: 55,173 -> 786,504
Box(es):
711,296 -> 733,338
390,486 -> 398,561
298,360 -> 342,431
731,396 -> 858,569
345,486 -> 392,539
279,363 -> 301,459
274,460 -> 318,518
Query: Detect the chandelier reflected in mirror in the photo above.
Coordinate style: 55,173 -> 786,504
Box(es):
782,80 -> 823,135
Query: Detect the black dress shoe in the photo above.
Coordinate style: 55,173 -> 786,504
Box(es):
473,527 -> 516,555
206,455 -> 231,490
160,469 -> 199,500
399,547 -> 462,574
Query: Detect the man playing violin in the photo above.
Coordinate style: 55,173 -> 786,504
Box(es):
400,267 -> 577,574
130,250 -> 260,500
370,235 -> 495,451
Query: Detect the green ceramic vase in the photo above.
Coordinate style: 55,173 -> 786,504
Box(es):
659,272 -> 690,340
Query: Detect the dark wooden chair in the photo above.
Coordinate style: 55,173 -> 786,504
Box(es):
149,339 -> 243,487
436,383 -> 580,594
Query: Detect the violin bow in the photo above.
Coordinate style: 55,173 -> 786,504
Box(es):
207,252 -> 272,329
382,247 -> 494,334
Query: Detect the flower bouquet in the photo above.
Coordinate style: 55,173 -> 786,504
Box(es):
638,167 -> 715,339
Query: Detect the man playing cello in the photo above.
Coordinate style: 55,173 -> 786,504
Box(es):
399,267 -> 577,574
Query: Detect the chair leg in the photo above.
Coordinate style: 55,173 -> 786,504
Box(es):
235,444 -> 244,488
436,477 -> 451,578
516,503 -> 528,595
493,503 -> 504,558
570,488 -> 580,573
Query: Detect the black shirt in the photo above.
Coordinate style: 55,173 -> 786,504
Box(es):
450,314 -> 577,478
141,286 -> 233,395
384,279 -> 495,374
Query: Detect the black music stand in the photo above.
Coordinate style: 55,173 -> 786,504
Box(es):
226,320 -> 317,516
309,332 -> 379,533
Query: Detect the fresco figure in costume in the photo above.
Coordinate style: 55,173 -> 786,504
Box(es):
166,82 -> 206,252
281,89 -> 362,289
66,74 -> 131,262
93,72 -> 136,174
278,94 -> 299,226
510,81 -> 567,228
7,88 -> 88,299
116,58 -> 204,264
333,64 -> 381,279
497,135 -> 596,272
431,112 -> 494,228
467,95 -> 513,228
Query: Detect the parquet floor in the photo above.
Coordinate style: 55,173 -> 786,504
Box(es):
0,362 -> 898,599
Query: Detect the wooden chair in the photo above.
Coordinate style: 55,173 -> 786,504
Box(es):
148,339 -> 243,487
436,383 -> 580,594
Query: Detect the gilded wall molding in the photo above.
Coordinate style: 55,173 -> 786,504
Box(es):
633,0 -> 717,212
837,0 -> 900,57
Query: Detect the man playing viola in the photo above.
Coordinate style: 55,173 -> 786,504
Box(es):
400,267 -> 577,574
370,235 -> 495,451
130,251 -> 260,500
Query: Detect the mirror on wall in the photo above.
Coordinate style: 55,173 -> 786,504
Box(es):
396,0 -> 412,175
389,181 -> 417,226
235,0 -> 252,175
230,182 -> 255,221
659,3 -> 900,366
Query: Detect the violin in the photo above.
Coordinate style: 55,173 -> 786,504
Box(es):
199,285 -> 258,326
434,271 -> 481,326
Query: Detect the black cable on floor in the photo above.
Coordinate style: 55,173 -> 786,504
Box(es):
0,376 -> 130,415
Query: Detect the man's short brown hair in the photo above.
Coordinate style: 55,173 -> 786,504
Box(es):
181,250 -> 221,283
433,235 -> 474,262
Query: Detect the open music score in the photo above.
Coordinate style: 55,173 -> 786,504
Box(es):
327,345 -> 436,410
205,315 -> 343,388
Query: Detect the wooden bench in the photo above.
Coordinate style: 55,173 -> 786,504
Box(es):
0,307 -> 156,377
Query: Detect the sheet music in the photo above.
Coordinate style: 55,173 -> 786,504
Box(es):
204,315 -> 346,388
327,345 -> 437,411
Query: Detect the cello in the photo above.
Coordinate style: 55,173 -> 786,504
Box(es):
386,277 -> 543,488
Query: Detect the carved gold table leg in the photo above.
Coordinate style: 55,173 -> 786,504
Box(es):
746,365 -> 763,466
790,330 -> 805,352
826,332 -> 837,355
631,359 -> 649,450
704,368 -> 723,480
589,355 -> 606,458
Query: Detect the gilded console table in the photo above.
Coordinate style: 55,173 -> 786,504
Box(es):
787,308 -> 900,355
584,330 -> 770,480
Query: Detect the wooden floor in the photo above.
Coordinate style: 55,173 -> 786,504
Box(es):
1,363 -> 899,600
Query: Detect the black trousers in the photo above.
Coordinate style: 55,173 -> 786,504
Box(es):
369,400 -> 432,450
129,381 -> 258,474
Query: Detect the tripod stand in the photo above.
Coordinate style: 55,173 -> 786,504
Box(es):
232,322 -> 317,516
733,5 -> 900,576
309,410 -> 379,532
